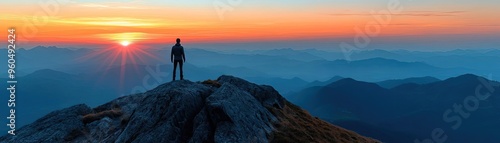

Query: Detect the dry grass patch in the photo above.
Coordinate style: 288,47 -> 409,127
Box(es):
82,108 -> 123,124
268,101 -> 381,143
202,79 -> 222,88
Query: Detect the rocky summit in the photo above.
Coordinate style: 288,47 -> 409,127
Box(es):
0,75 -> 380,143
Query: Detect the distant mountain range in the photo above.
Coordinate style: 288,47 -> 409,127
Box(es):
376,76 -> 441,89
288,74 -> 500,143
2,46 -> 496,82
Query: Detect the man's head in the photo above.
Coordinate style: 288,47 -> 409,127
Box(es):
176,38 -> 181,44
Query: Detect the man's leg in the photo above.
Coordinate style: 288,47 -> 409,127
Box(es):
173,61 -> 178,81
179,61 -> 184,80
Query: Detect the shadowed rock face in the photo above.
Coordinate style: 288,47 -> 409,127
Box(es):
0,75 -> 379,143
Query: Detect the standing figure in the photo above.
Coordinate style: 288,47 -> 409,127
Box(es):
171,38 -> 186,81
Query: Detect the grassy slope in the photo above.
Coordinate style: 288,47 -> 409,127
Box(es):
269,101 -> 381,143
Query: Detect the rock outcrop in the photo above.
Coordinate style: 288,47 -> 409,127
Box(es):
0,75 -> 380,143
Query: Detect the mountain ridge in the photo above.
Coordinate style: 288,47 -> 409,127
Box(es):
376,76 -> 441,89
290,73 -> 500,142
0,75 -> 380,143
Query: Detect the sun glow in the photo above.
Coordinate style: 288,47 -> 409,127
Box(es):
120,41 -> 130,46
77,43 -> 161,92
96,32 -> 147,46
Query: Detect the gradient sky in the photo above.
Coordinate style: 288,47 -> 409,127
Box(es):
1,0 -> 499,49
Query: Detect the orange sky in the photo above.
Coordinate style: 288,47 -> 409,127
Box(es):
1,1 -> 499,47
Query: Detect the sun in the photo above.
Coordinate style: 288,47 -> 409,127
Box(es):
120,41 -> 131,47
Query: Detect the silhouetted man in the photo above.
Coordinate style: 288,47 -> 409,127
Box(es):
171,38 -> 186,81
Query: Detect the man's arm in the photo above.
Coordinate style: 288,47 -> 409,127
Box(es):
182,47 -> 186,62
170,47 -> 174,63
